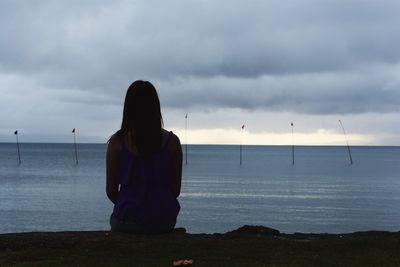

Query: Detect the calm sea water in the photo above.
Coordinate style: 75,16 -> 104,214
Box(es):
0,143 -> 399,234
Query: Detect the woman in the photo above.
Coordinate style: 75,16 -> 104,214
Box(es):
106,80 -> 182,233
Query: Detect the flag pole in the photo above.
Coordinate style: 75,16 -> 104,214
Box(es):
72,128 -> 78,165
291,122 -> 294,165
339,120 -> 353,165
240,125 -> 244,165
14,130 -> 21,165
185,114 -> 188,165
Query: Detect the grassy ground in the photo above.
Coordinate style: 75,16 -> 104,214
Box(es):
1,226 -> 400,267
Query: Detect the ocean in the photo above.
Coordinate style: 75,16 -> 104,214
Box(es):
0,143 -> 399,234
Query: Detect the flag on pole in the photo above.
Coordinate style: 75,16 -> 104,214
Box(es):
14,129 -> 21,164
240,125 -> 244,165
185,114 -> 188,165
291,122 -> 295,165
72,128 -> 78,164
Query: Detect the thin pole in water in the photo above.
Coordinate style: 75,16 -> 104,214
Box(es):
339,120 -> 353,165
291,122 -> 294,165
14,130 -> 21,165
240,124 -> 245,165
72,128 -> 78,165
185,114 -> 188,165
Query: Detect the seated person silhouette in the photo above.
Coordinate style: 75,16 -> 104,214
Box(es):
106,80 -> 182,234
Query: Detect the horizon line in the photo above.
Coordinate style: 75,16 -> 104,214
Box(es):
0,142 -> 398,147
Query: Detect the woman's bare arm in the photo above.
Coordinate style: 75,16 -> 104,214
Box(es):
169,133 -> 183,198
106,134 -> 121,204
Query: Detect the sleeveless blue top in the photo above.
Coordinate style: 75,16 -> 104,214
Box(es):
112,132 -> 180,229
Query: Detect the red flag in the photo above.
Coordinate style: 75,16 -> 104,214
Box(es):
72,128 -> 75,133
241,125 -> 245,130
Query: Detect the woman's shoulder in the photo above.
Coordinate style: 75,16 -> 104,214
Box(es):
107,131 -> 123,153
162,129 -> 181,150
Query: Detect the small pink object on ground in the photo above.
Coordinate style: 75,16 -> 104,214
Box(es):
173,259 -> 194,266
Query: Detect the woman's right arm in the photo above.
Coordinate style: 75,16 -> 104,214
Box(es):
106,134 -> 121,204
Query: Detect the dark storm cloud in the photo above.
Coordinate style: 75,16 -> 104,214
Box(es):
157,68 -> 400,114
1,0 -> 400,115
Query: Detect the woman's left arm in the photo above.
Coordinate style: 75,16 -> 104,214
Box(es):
170,133 -> 183,198
106,134 -> 121,204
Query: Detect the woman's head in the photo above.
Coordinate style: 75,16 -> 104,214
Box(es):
121,80 -> 163,156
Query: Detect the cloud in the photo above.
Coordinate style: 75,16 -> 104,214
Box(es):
156,65 -> 400,114
1,0 -> 400,143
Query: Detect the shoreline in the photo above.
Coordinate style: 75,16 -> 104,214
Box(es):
2,225 -> 400,266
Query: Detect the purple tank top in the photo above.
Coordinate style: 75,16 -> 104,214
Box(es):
112,132 -> 180,228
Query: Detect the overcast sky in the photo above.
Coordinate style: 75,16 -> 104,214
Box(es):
1,0 -> 399,145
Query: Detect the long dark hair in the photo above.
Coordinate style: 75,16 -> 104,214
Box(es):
120,80 -> 163,157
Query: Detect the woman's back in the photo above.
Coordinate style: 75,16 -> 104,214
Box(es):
106,81 -> 182,234
111,130 -> 180,232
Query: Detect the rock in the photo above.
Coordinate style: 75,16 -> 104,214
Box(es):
225,225 -> 280,237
